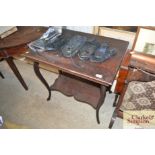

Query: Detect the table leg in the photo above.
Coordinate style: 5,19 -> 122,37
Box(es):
5,56 -> 28,90
33,62 -> 51,101
96,85 -> 107,124
0,71 -> 4,79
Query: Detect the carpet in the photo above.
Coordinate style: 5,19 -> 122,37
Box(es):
0,59 -> 122,128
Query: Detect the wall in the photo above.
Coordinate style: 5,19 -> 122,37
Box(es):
98,27 -> 136,49
67,26 -> 94,34
135,28 -> 155,55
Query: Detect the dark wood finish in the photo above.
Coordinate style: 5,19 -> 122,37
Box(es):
51,72 -> 107,123
0,26 -> 47,49
114,67 -> 129,94
0,45 -> 28,57
113,50 -> 131,106
109,52 -> 155,128
96,85 -> 107,123
114,50 -> 131,95
5,56 -> 28,90
51,72 -> 101,108
26,29 -> 129,86
0,50 -> 28,90
0,26 -> 47,90
33,62 -> 51,101
25,29 -> 129,124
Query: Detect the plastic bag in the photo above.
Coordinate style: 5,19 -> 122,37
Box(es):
28,27 -> 62,53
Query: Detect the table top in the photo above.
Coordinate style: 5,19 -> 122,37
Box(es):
25,29 -> 129,86
0,26 -> 47,50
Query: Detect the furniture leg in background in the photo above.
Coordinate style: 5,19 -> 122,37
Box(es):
0,71 -> 4,79
5,56 -> 28,90
0,27 -> 48,91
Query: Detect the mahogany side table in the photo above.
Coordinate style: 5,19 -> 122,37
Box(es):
25,29 -> 129,123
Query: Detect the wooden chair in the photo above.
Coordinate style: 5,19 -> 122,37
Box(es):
109,52 -> 155,128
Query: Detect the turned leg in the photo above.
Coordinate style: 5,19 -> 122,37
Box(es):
113,94 -> 119,107
0,71 -> 4,79
109,109 -> 117,129
33,62 -> 51,101
5,57 -> 28,90
96,85 -> 107,124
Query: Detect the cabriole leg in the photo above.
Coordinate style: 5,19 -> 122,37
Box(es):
33,62 -> 51,101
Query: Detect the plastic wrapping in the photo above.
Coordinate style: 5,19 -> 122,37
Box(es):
28,27 -> 62,53
78,39 -> 100,60
28,27 -> 116,64
90,43 -> 116,62
61,35 -> 87,57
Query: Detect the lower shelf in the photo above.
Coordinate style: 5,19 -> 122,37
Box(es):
51,72 -> 103,109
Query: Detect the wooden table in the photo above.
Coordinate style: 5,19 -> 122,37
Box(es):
0,26 -> 47,90
25,29 -> 129,123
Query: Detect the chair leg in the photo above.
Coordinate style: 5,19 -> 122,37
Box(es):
113,94 -> 119,107
109,109 -> 117,129
0,71 -> 4,79
5,56 -> 28,90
